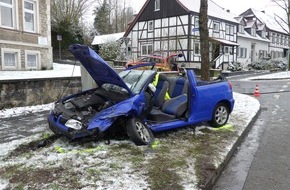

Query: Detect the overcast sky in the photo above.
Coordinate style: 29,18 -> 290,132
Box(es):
130,0 -> 279,15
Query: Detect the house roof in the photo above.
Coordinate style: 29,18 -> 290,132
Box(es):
245,20 -> 257,29
177,0 -> 238,23
124,0 -> 238,37
91,32 -> 125,45
243,8 -> 288,34
257,23 -> 266,31
238,30 -> 270,42
210,37 -> 239,46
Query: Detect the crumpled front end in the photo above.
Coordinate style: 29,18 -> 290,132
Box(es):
47,93 -> 146,139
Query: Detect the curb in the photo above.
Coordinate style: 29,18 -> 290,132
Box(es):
204,106 -> 262,190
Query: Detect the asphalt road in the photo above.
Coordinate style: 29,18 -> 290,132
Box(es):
214,77 -> 290,190
0,110 -> 49,144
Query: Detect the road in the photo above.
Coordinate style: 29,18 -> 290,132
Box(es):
214,76 -> 290,190
0,111 -> 49,144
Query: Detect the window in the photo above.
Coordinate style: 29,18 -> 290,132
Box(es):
237,47 -> 247,58
213,21 -> 220,32
224,46 -> 233,55
230,26 -> 234,35
226,25 -> 230,34
261,30 -> 266,38
154,0 -> 160,11
251,28 -> 256,36
259,50 -> 267,59
0,0 -> 14,28
25,50 -> 40,69
1,48 -> 20,70
141,44 -> 153,55
24,0 -> 37,32
148,21 -> 153,32
272,33 -> 275,43
193,42 -> 200,55
239,25 -> 244,34
194,16 -> 199,28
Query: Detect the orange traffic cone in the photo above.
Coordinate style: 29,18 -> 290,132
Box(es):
254,84 -> 260,97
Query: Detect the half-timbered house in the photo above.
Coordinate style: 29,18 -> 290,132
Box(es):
124,0 -> 239,69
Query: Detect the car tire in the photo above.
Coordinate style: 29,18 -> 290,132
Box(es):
126,117 -> 154,146
209,102 -> 229,128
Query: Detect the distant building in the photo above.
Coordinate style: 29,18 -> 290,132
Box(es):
124,0 -> 239,70
0,0 -> 53,71
239,9 -> 289,62
235,15 -> 270,66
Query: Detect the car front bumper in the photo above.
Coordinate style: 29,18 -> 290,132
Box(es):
47,114 -> 99,139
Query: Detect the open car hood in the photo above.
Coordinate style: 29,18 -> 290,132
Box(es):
69,44 -> 133,95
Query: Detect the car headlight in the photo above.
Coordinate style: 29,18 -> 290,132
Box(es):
65,119 -> 83,130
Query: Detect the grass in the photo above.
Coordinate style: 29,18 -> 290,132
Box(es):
0,124 -> 239,189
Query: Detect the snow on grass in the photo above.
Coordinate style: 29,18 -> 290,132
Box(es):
0,92 -> 260,190
0,103 -> 53,118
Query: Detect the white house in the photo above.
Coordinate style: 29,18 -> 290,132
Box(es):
235,16 -> 270,66
240,9 -> 289,60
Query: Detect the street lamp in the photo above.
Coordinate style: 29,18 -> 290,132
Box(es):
57,34 -> 62,60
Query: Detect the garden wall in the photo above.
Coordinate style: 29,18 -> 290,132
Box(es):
0,77 -> 81,109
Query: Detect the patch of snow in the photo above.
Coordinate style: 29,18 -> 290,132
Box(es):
0,63 -> 80,81
244,71 -> 290,80
0,103 -> 53,118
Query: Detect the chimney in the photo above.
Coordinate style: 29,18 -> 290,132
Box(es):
226,9 -> 230,13
261,10 -> 265,13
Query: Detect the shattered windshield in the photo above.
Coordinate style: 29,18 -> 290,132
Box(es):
102,70 -> 155,95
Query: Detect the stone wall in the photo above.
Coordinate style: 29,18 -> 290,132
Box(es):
0,77 -> 81,109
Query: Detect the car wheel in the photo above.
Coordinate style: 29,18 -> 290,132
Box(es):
126,117 -> 154,146
209,102 -> 229,128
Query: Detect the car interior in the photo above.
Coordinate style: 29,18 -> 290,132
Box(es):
147,73 -> 189,122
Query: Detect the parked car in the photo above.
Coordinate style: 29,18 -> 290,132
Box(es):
48,44 -> 235,145
125,52 -> 183,71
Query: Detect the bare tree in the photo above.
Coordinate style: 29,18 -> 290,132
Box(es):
51,0 -> 91,30
93,0 -> 134,34
199,0 -> 210,81
271,0 -> 290,68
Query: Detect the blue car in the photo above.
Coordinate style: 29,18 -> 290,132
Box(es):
48,44 -> 234,145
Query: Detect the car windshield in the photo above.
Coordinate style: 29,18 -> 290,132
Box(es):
102,70 -> 155,95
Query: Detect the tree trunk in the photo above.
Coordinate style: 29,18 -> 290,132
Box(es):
199,0 -> 210,81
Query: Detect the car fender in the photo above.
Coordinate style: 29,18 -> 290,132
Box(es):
87,94 -> 146,132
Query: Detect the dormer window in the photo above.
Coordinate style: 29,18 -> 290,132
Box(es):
261,30 -> 266,38
239,25 -> 244,34
251,28 -> 256,36
154,0 -> 160,11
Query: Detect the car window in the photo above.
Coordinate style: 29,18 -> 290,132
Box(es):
102,70 -> 155,95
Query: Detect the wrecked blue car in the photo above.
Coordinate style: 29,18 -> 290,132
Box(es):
48,44 -> 234,145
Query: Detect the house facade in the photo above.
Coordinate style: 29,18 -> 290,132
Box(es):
235,16 -> 270,66
0,0 -> 53,71
124,0 -> 239,69
239,9 -> 289,61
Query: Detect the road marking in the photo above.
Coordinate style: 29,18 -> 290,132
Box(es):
282,85 -> 288,89
274,94 -> 280,99
279,89 -> 285,92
